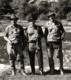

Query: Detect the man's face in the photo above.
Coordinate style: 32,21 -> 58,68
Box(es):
29,21 -> 35,26
49,15 -> 55,21
11,19 -> 17,25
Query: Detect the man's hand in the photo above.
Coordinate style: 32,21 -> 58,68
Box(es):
8,40 -> 12,44
61,36 -> 64,40
4,36 -> 12,44
61,32 -> 65,40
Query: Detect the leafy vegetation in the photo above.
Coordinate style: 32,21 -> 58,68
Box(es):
0,0 -> 71,20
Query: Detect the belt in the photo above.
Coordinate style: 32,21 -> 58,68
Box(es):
28,40 -> 36,43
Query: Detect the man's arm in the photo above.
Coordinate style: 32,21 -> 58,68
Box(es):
20,26 -> 25,41
4,36 -> 11,44
4,26 -> 12,44
37,26 -> 44,38
45,28 -> 48,41
20,26 -> 28,48
60,22 -> 66,40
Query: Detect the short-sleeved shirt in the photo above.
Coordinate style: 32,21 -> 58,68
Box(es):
5,24 -> 24,44
45,20 -> 65,42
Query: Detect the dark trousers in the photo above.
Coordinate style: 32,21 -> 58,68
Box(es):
28,42 -> 43,73
36,47 -> 43,72
47,42 -> 63,71
28,51 -> 35,73
7,43 -> 25,72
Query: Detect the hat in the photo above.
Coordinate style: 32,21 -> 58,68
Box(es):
10,14 -> 18,20
28,0 -> 35,4
47,12 -> 56,17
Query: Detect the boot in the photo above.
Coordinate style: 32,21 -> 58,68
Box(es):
19,60 -> 27,76
20,70 -> 27,76
9,60 -> 16,76
11,70 -> 16,76
60,68 -> 64,75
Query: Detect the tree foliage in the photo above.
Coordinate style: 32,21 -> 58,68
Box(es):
58,0 -> 71,19
1,0 -> 71,20
11,0 -> 49,20
0,0 -> 12,14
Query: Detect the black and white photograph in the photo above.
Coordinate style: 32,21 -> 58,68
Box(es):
0,0 -> 71,80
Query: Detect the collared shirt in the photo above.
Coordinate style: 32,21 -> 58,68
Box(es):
5,24 -> 24,43
45,20 -> 65,42
27,25 -> 38,42
27,24 -> 43,42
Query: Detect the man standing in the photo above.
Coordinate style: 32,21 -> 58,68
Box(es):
4,14 -> 27,76
27,18 -> 43,74
45,12 -> 65,75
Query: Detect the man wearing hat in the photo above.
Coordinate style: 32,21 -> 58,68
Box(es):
44,12 -> 65,75
4,14 -> 27,76
27,17 -> 43,75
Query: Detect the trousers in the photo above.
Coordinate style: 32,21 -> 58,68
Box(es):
28,41 -> 43,73
7,42 -> 25,71
46,42 -> 63,71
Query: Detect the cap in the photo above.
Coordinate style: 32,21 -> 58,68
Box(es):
47,12 -> 56,17
10,14 -> 18,20
28,0 -> 35,3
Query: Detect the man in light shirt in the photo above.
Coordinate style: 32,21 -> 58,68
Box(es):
4,14 -> 27,76
45,12 -> 65,75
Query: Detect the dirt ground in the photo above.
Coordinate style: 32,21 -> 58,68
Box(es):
1,67 -> 71,80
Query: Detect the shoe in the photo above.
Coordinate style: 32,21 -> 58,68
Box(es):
32,70 -> 35,75
11,70 -> 16,76
60,70 -> 64,75
49,69 -> 55,75
21,70 -> 27,76
32,71 -> 35,75
31,72 -> 35,75
39,70 -> 43,75
49,72 -> 55,75
60,69 -> 64,75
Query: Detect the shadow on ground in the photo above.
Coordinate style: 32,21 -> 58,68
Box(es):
43,69 -> 71,75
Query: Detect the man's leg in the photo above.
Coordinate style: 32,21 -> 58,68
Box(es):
28,51 -> 35,74
36,40 -> 43,74
58,45 -> 64,75
28,42 -> 36,74
59,53 -> 64,75
16,43 -> 26,76
47,43 -> 54,74
19,57 -> 27,76
36,48 -> 43,74
7,43 -> 16,76
54,42 -> 64,75
9,59 -> 16,76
